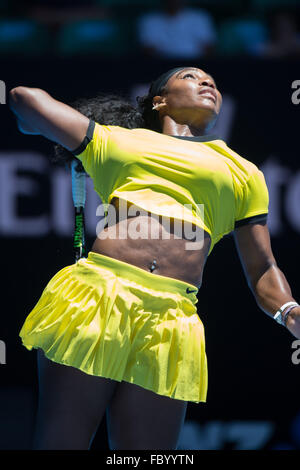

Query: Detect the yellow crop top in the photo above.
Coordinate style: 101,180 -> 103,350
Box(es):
72,120 -> 269,256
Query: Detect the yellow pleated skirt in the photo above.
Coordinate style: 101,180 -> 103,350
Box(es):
19,251 -> 208,403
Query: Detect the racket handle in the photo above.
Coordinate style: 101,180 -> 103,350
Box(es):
73,207 -> 86,262
71,159 -> 86,207
71,159 -> 86,262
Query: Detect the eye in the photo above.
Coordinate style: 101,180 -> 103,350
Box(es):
183,73 -> 195,79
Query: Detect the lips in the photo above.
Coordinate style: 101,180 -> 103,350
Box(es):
198,88 -> 217,103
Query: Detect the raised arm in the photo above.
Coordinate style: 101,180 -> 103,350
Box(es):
233,222 -> 300,339
9,86 -> 89,151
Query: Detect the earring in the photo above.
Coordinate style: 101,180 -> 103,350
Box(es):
152,103 -> 163,111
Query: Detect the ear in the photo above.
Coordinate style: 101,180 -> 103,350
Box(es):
152,95 -> 167,111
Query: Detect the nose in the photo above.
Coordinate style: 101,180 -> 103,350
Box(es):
199,77 -> 216,89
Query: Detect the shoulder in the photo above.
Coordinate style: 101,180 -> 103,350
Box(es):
94,124 -> 160,138
212,139 -> 262,177
92,123 -> 167,148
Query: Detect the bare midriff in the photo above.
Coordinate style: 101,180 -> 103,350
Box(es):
91,197 -> 211,289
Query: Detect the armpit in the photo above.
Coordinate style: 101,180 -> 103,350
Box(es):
234,213 -> 268,229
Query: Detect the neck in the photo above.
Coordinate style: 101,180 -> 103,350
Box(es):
160,117 -> 212,137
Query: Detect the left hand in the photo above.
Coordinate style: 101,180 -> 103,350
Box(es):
285,306 -> 300,339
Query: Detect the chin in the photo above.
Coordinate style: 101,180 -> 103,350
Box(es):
198,101 -> 217,112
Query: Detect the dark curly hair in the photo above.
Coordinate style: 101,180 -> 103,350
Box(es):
52,93 -> 145,169
52,86 -> 168,170
136,84 -> 167,133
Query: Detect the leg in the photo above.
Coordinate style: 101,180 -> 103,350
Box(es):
106,381 -> 188,450
33,348 -> 118,450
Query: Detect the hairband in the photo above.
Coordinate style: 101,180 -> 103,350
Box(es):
148,67 -> 189,98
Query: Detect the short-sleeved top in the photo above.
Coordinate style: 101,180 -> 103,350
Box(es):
72,120 -> 269,256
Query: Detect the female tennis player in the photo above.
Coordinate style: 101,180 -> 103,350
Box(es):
9,67 -> 300,450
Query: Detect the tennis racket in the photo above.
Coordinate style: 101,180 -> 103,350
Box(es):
71,159 -> 86,262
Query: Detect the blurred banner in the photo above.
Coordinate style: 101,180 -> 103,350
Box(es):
0,57 -> 299,450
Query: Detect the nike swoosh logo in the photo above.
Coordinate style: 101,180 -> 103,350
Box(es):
186,287 -> 198,294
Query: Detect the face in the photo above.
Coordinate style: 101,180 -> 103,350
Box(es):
154,67 -> 222,130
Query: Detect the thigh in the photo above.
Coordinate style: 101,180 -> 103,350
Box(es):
106,381 -> 188,450
34,348 -> 119,450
